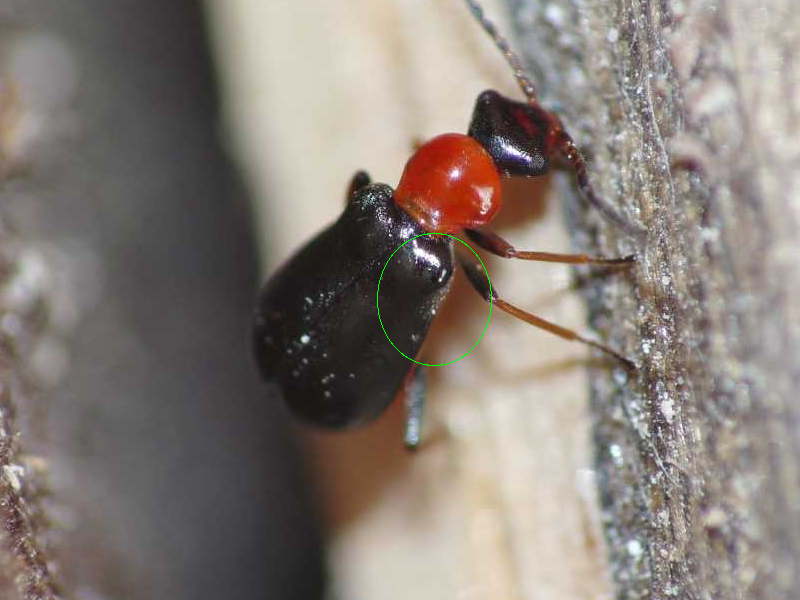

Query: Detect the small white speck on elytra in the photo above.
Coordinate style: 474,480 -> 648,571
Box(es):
300,334 -> 310,344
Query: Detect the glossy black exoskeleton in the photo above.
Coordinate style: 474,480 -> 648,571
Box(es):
253,183 -> 453,429
468,90 -> 552,177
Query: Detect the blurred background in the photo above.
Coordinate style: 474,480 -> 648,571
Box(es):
1,1 -> 324,598
0,1 -> 611,599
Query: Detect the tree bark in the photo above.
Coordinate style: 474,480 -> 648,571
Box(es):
508,0 -> 800,597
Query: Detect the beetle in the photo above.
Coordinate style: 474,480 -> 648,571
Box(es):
253,0 -> 639,448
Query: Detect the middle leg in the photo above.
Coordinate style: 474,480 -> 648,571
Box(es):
457,249 -> 635,370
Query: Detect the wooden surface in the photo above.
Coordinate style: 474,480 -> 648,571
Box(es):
508,0 -> 800,597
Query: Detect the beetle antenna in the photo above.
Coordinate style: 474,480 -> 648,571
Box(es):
463,0 -> 538,103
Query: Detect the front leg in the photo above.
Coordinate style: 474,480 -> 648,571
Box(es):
465,228 -> 635,266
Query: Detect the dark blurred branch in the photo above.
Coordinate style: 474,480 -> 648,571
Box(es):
509,0 -> 800,597
0,3 -> 325,599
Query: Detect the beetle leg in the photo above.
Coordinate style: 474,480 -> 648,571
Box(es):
403,365 -> 427,451
464,229 -> 635,266
346,170 -> 371,204
457,251 -> 636,371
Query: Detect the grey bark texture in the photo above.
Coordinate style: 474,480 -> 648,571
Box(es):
507,0 -> 800,598
0,222 -> 64,599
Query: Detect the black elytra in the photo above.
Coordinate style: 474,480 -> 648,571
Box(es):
253,183 -> 453,429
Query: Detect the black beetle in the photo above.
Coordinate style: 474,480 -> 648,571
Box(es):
253,0 -> 636,448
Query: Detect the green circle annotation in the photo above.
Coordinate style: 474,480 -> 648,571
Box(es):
375,232 -> 493,367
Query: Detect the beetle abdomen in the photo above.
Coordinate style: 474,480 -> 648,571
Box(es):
253,184 -> 453,428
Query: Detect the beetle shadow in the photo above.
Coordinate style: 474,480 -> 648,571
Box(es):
301,393 -> 414,531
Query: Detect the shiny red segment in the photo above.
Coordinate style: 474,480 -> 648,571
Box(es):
394,133 -> 502,233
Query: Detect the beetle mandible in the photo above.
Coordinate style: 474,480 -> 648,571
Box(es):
253,0 -> 638,449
